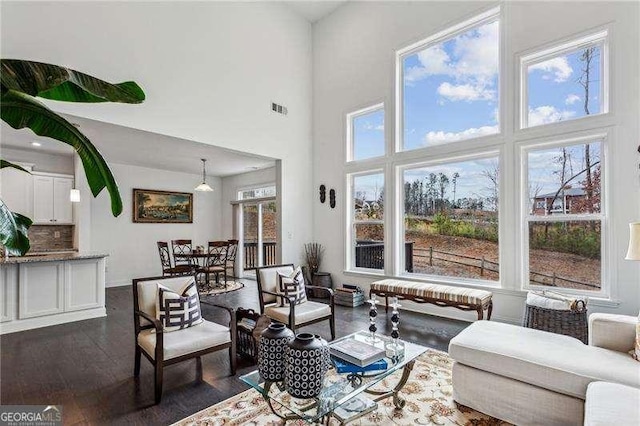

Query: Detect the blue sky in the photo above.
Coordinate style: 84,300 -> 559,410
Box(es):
353,109 -> 385,160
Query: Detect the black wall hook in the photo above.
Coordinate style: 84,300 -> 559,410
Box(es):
329,189 -> 336,208
319,185 -> 326,203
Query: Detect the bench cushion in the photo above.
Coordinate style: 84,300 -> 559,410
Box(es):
584,382 -> 640,426
449,321 -> 640,399
371,279 -> 492,305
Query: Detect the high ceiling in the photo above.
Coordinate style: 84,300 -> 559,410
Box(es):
283,1 -> 346,23
1,116 -> 276,177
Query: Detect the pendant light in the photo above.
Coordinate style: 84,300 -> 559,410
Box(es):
194,158 -> 214,192
70,154 -> 81,202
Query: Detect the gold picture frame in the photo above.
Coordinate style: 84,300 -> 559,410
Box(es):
133,189 -> 193,223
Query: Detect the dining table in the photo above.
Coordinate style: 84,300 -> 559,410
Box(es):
174,250 -> 225,289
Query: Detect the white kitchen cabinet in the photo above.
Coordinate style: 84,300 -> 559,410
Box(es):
32,173 -> 74,224
0,163 -> 34,218
64,258 -> 105,312
18,261 -> 65,319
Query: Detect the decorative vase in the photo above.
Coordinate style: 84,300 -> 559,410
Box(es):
258,323 -> 294,382
284,333 -> 330,399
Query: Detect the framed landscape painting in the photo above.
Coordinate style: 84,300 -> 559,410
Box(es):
133,189 -> 193,223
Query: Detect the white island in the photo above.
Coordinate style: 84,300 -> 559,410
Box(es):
0,252 -> 108,334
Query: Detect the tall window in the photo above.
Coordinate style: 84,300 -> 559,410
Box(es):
349,173 -> 385,271
238,185 -> 276,200
399,11 -> 500,151
524,139 -> 603,291
403,155 -> 499,281
347,104 -> 385,161
521,31 -> 608,128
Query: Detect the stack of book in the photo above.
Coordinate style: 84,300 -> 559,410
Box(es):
334,284 -> 365,307
330,336 -> 386,368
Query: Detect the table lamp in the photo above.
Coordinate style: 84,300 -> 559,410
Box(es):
625,222 -> 640,260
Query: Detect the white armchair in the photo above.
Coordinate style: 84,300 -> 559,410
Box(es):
256,264 -> 335,340
132,275 -> 236,404
588,313 -> 637,352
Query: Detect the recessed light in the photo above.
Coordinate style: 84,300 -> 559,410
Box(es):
31,142 -> 42,147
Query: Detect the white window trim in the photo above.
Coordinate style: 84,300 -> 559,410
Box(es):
519,27 -> 610,130
518,132 -> 610,298
345,170 -> 386,274
346,103 -> 385,163
395,6 -> 502,154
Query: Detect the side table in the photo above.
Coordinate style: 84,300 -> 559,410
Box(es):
311,272 -> 332,298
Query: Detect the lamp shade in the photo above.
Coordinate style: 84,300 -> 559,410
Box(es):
625,222 -> 640,260
69,189 -> 81,203
194,182 -> 214,192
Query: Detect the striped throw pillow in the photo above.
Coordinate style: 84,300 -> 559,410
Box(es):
156,279 -> 203,332
277,266 -> 308,307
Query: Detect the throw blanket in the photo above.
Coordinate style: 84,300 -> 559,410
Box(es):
527,290 -> 587,311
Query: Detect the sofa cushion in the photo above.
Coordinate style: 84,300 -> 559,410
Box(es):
138,319 -> 230,360
265,301 -> 331,325
634,311 -> 640,361
584,382 -> 640,426
449,320 -> 640,399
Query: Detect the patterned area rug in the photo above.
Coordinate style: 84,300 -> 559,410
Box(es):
199,280 -> 244,296
173,348 -> 510,426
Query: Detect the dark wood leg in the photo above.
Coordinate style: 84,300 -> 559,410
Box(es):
329,316 -> 336,341
229,346 -> 237,375
487,300 -> 493,320
195,356 -> 203,381
154,362 -> 163,404
385,296 -> 389,313
476,305 -> 484,320
134,346 -> 141,377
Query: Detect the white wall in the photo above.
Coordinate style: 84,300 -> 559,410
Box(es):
1,1 -> 313,266
89,163 -> 222,287
220,166 -> 277,239
1,147 -> 73,175
313,1 -> 640,322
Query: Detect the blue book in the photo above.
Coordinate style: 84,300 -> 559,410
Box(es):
332,357 -> 387,374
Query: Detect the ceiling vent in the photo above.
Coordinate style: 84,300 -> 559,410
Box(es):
271,102 -> 288,115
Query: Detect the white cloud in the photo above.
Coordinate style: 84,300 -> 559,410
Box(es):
565,94 -> 581,105
362,122 -> 384,131
437,82 -> 495,102
405,20 -> 499,96
528,106 -> 576,127
424,125 -> 499,146
529,57 -> 573,82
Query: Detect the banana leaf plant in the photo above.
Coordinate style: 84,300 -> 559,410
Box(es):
1,59 -> 145,256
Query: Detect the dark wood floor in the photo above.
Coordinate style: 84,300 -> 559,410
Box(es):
0,280 -> 468,425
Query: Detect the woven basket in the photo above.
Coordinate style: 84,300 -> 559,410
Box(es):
522,300 -> 588,344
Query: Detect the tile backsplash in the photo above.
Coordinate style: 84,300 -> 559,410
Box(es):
28,225 -> 74,252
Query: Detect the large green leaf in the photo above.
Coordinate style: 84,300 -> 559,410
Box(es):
1,90 -> 122,216
1,59 -> 145,104
0,199 -> 32,256
0,159 -> 31,174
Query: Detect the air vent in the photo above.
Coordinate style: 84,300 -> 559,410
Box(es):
271,102 -> 288,115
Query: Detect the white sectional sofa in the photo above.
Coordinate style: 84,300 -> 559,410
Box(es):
448,313 -> 640,426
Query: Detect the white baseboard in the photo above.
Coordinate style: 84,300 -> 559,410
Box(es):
106,280 -> 130,288
0,307 -> 107,335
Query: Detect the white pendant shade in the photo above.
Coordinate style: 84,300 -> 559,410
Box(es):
194,158 -> 214,192
194,182 -> 214,192
70,189 -> 81,203
625,222 -> 640,260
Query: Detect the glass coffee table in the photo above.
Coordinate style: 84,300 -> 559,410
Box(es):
239,331 -> 428,424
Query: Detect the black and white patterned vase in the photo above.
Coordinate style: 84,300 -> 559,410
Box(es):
258,323 -> 294,382
284,333 -> 330,399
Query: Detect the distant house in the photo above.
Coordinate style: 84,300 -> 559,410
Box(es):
532,188 -> 588,215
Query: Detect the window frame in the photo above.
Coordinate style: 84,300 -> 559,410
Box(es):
519,28 -> 610,130
519,132 -> 610,298
395,6 -> 502,154
346,103 -> 386,163
346,170 -> 386,274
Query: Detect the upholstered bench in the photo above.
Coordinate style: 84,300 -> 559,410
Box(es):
370,279 -> 493,320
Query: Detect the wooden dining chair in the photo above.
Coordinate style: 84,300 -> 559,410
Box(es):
225,239 -> 239,278
202,241 -> 229,289
157,242 -> 193,276
171,239 -> 193,268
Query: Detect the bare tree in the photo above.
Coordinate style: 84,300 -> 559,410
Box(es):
578,47 -> 597,213
481,164 -> 499,211
437,173 -> 450,212
452,172 -> 460,207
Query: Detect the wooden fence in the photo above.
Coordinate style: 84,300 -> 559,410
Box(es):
244,241 -> 277,270
413,246 -> 599,289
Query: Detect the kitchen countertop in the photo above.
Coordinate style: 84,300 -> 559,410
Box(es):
0,252 -> 109,264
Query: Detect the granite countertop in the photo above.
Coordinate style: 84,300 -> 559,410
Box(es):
1,252 -> 109,264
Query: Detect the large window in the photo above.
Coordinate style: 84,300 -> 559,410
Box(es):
524,139 -> 603,291
347,104 -> 385,161
399,12 -> 500,151
403,156 -> 499,281
521,31 -> 608,128
349,173 -> 385,271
